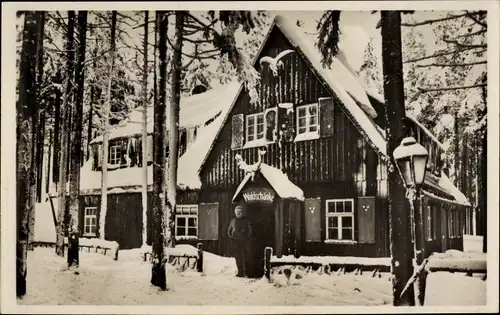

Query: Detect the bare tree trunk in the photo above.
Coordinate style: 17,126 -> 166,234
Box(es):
67,10 -> 88,268
17,10 -> 39,298
481,128 -> 487,252
151,11 -> 168,290
56,11 -> 76,257
99,11 -> 117,240
380,11 -> 415,306
34,12 -> 45,207
87,38 -> 98,160
166,11 -> 185,248
453,113 -> 460,186
45,129 -> 52,194
141,10 -> 149,246
52,71 -> 62,186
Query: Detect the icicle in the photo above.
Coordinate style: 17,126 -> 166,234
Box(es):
316,265 -> 323,275
336,267 -> 343,276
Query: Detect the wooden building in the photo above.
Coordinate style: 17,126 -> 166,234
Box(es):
79,15 -> 470,276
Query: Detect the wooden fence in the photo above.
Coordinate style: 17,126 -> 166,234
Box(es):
263,247 -> 487,282
31,241 -> 119,260
143,243 -> 204,273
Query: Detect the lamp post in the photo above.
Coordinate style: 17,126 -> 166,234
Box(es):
393,137 -> 429,306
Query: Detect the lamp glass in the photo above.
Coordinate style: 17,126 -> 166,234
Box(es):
413,154 -> 428,186
396,157 -> 414,187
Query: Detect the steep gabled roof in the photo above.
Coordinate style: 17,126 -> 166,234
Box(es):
194,15 -> 469,207
89,82 -> 240,145
196,15 -> 389,180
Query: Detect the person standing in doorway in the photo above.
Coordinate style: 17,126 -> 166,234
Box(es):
227,204 -> 253,277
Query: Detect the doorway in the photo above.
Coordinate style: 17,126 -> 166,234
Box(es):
244,202 -> 276,278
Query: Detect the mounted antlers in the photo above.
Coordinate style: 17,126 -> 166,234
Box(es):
259,49 -> 295,77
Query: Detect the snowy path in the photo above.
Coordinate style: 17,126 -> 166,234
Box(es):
19,248 -> 394,306
18,245 -> 486,306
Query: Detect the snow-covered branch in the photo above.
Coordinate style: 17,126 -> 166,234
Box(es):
465,10 -> 487,28
401,12 -> 472,27
404,47 -> 480,64
415,60 -> 486,68
443,37 -> 486,49
418,83 -> 487,93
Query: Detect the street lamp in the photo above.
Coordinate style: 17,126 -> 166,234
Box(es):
393,137 -> 429,200
393,136 -> 429,306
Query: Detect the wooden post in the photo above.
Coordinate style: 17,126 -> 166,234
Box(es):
67,232 -> 79,268
411,194 -> 428,306
113,247 -> 118,260
264,246 -> 272,281
197,243 -> 203,273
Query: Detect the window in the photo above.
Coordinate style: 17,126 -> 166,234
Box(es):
424,206 -> 436,241
246,113 -> 265,143
84,207 -> 97,236
109,143 -> 121,165
296,103 -> 319,141
175,205 -> 198,239
326,199 -> 355,241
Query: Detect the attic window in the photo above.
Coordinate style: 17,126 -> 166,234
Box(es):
295,103 -> 319,142
109,143 -> 122,165
246,112 -> 265,144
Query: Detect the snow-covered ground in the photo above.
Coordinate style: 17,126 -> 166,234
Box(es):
17,237 -> 487,306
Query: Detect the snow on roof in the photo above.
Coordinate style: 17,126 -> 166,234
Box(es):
406,114 -> 447,151
232,162 -> 305,202
273,15 -> 386,156
438,171 -> 472,207
177,97 -> 238,189
89,82 -> 240,144
355,72 -> 447,152
81,84 -> 241,192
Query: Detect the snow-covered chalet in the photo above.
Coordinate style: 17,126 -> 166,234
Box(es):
79,15 -> 471,277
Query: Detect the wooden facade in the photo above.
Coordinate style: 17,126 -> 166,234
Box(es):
193,23 -> 468,268
78,18 -> 469,270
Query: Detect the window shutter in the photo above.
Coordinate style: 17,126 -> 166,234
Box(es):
264,107 -> 278,143
278,103 -> 295,142
129,138 -> 137,167
231,114 -> 244,150
97,144 -> 102,169
357,196 -> 376,244
92,144 -> 99,171
120,140 -> 128,166
198,202 -> 219,240
137,138 -> 143,167
304,198 -> 321,241
147,135 -> 153,163
319,97 -> 334,137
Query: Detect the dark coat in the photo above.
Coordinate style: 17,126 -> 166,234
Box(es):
227,217 -> 253,241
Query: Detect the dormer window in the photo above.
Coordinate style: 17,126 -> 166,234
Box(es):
109,143 -> 122,165
246,112 -> 265,143
295,103 -> 319,141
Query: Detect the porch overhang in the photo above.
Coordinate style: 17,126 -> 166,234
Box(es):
232,163 -> 305,203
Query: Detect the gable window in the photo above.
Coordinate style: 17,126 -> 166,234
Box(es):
426,205 -> 434,241
326,199 -> 355,241
109,143 -> 121,165
296,103 -> 319,141
246,112 -> 265,144
84,207 -> 97,237
176,205 -> 198,239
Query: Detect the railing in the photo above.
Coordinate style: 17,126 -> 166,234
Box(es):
31,240 -> 119,260
143,242 -> 204,273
